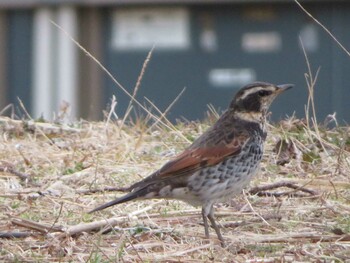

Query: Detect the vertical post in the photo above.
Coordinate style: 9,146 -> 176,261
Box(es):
79,8 -> 103,120
0,11 -> 7,110
32,8 -> 54,119
330,5 -> 344,122
56,5 -> 78,121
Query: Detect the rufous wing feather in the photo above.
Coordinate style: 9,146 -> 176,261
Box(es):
158,136 -> 248,177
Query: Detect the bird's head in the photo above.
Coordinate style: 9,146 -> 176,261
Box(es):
230,82 -> 293,123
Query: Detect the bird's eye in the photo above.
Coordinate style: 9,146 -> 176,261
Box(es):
258,90 -> 270,97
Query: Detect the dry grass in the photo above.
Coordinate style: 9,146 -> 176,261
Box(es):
1,3 -> 349,262
0,112 -> 349,262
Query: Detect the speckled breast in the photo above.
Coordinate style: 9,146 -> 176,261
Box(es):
188,136 -> 264,202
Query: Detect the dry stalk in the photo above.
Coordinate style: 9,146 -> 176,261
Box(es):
17,98 -> 32,120
146,87 -> 187,133
294,0 -> 350,57
299,40 -> 328,155
1,7 -> 350,262
0,103 -> 15,118
51,21 -> 189,143
242,190 -> 272,228
206,104 -> 220,120
121,47 -> 154,128
154,243 -> 212,259
104,95 -> 118,132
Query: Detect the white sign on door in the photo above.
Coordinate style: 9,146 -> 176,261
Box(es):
112,7 -> 190,50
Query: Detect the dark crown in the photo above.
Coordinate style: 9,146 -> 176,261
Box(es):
230,82 -> 286,113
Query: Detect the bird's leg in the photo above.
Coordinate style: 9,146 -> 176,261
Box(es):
201,207 -> 210,239
208,205 -> 225,246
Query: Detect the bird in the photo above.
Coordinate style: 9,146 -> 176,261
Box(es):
89,81 -> 293,245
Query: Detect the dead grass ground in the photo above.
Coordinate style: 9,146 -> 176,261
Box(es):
0,115 -> 349,262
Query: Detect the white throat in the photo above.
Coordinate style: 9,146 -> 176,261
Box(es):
234,111 -> 267,131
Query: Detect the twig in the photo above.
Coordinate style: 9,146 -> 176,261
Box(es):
0,231 -> 34,238
251,191 -> 315,198
11,218 -> 64,233
221,214 -> 282,229
78,186 -> 129,195
58,217 -> 125,237
56,201 -> 165,237
0,164 -> 30,181
249,181 -> 318,196
255,232 -> 350,243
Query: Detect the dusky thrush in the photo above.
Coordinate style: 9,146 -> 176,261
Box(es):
90,82 -> 293,245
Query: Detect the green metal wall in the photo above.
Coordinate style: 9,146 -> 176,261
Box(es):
7,10 -> 33,115
103,2 -> 350,123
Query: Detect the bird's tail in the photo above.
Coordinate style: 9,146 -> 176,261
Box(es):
88,188 -> 146,213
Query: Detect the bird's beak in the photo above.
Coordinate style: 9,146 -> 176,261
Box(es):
276,84 -> 294,93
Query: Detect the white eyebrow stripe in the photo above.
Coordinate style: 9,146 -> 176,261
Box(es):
239,86 -> 275,100
240,87 -> 263,100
